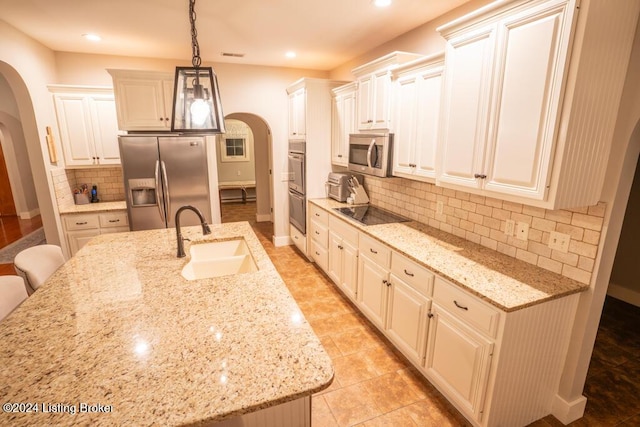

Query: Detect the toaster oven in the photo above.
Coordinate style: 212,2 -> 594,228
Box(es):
326,172 -> 363,202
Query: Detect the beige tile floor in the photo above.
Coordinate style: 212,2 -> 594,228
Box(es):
222,201 -> 640,426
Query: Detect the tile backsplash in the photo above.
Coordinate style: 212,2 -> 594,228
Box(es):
364,176 -> 604,285
51,167 -> 125,209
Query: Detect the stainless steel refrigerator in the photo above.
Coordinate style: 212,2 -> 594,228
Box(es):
119,135 -> 212,231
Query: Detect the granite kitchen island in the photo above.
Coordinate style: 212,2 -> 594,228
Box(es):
0,222 -> 333,426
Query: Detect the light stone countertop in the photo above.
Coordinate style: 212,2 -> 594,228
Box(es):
0,222 -> 333,426
310,198 -> 588,312
58,201 -> 127,214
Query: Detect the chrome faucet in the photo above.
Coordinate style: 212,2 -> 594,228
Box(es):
175,205 -> 211,258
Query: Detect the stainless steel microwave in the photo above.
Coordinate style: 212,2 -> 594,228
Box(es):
348,133 -> 393,177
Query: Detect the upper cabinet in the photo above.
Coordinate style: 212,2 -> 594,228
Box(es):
331,82 -> 358,167
436,0 -> 640,209
352,52 -> 422,131
107,69 -> 174,131
287,87 -> 306,140
392,54 -> 445,182
49,85 -> 121,167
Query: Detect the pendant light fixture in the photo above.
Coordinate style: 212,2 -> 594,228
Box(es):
171,0 -> 225,133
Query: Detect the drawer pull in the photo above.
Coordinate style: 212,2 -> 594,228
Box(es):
382,279 -> 389,286
76,221 -> 88,225
404,269 -> 414,277
315,213 -> 320,217
370,248 -> 378,254
315,231 -> 320,235
338,245 -> 343,250
294,235 -> 299,240
315,251 -> 320,256
108,219 -> 120,223
453,300 -> 469,311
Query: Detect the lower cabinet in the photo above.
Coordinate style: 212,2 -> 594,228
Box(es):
290,224 -> 307,255
327,216 -> 359,302
63,211 -> 129,256
357,234 -> 391,330
308,205 -> 330,272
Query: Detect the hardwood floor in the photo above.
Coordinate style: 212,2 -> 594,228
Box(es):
0,214 -> 42,275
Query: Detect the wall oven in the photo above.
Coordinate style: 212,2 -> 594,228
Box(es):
288,141 -> 306,234
348,133 -> 393,177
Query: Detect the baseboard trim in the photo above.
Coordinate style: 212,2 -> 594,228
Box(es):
273,235 -> 291,247
551,394 -> 587,424
19,208 -> 40,219
256,214 -> 271,222
607,283 -> 640,307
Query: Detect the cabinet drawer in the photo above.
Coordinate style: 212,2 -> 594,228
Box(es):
290,224 -> 307,255
64,214 -> 99,231
391,252 -> 434,297
99,212 -> 129,229
310,218 -> 329,248
329,215 -> 358,246
359,233 -> 391,268
433,277 -> 500,338
310,240 -> 329,272
309,204 -> 329,226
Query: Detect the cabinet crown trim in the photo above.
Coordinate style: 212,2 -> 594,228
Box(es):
48,85 -> 114,94
392,52 -> 445,77
106,69 -> 174,81
351,51 -> 423,78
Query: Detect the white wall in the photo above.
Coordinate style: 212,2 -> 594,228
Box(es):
0,20 -> 62,247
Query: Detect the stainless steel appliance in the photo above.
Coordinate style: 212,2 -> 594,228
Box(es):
119,135 -> 212,231
348,133 -> 393,177
333,205 -> 410,226
288,141 -> 306,233
326,172 -> 363,202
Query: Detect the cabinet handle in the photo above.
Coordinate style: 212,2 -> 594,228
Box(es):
165,117 -> 169,121
474,173 -> 487,179
294,235 -> 298,240
315,251 -> 320,256
315,213 -> 320,217
382,279 -> 389,286
315,231 -> 320,235
338,154 -> 343,158
75,221 -> 88,225
453,300 -> 469,311
159,117 -> 164,121
338,245 -> 343,250
404,269 -> 414,277
108,219 -> 120,223
428,312 -> 434,319
370,248 -> 378,254
367,119 -> 373,123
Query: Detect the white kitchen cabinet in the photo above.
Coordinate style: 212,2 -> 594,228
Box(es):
392,54 -> 444,182
352,52 -> 422,131
49,86 -> 121,167
287,87 -> 306,140
63,211 -> 129,256
436,0 -> 639,209
290,224 -> 307,254
327,216 -> 359,302
308,204 -> 329,272
357,233 -> 391,330
331,82 -> 357,167
107,69 -> 174,131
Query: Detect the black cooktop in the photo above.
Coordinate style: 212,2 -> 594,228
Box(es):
334,205 -> 410,226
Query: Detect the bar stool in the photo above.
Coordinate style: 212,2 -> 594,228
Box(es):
0,275 -> 28,321
14,244 -> 65,295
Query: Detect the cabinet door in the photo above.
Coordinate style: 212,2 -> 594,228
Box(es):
357,75 -> 374,129
341,239 -> 359,302
89,96 -> 120,165
438,26 -> 496,189
328,231 -> 343,285
115,79 -> 168,130
483,1 -> 571,199
331,91 -> 356,166
414,68 -> 442,180
67,229 -> 100,256
357,254 -> 389,329
162,78 -> 175,125
372,70 -> 392,129
386,275 -> 430,365
310,240 -> 329,273
425,303 -> 494,423
54,94 -> 95,166
393,74 -> 418,177
288,89 -> 306,139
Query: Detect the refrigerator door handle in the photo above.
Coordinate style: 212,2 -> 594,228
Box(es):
161,160 -> 171,222
155,160 -> 166,224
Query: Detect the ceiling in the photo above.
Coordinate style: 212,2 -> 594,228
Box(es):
0,0 -> 471,70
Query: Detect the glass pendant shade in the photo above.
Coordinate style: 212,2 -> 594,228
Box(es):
171,66 -> 225,133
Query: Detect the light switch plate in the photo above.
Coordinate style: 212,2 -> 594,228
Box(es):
505,219 -> 515,236
516,222 -> 529,241
549,231 -> 570,253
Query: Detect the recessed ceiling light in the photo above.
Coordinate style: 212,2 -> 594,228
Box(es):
373,0 -> 392,7
285,51 -> 297,59
82,33 -> 101,42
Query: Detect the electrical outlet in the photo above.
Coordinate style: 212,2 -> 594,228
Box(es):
549,231 -> 570,253
516,222 -> 529,241
436,200 -> 444,215
504,219 -> 515,236
237,170 -> 241,176
281,172 -> 292,182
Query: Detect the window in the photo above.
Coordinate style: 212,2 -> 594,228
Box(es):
225,138 -> 245,157
219,119 -> 252,163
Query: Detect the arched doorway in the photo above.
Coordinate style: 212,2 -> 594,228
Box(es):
217,113 -> 273,228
